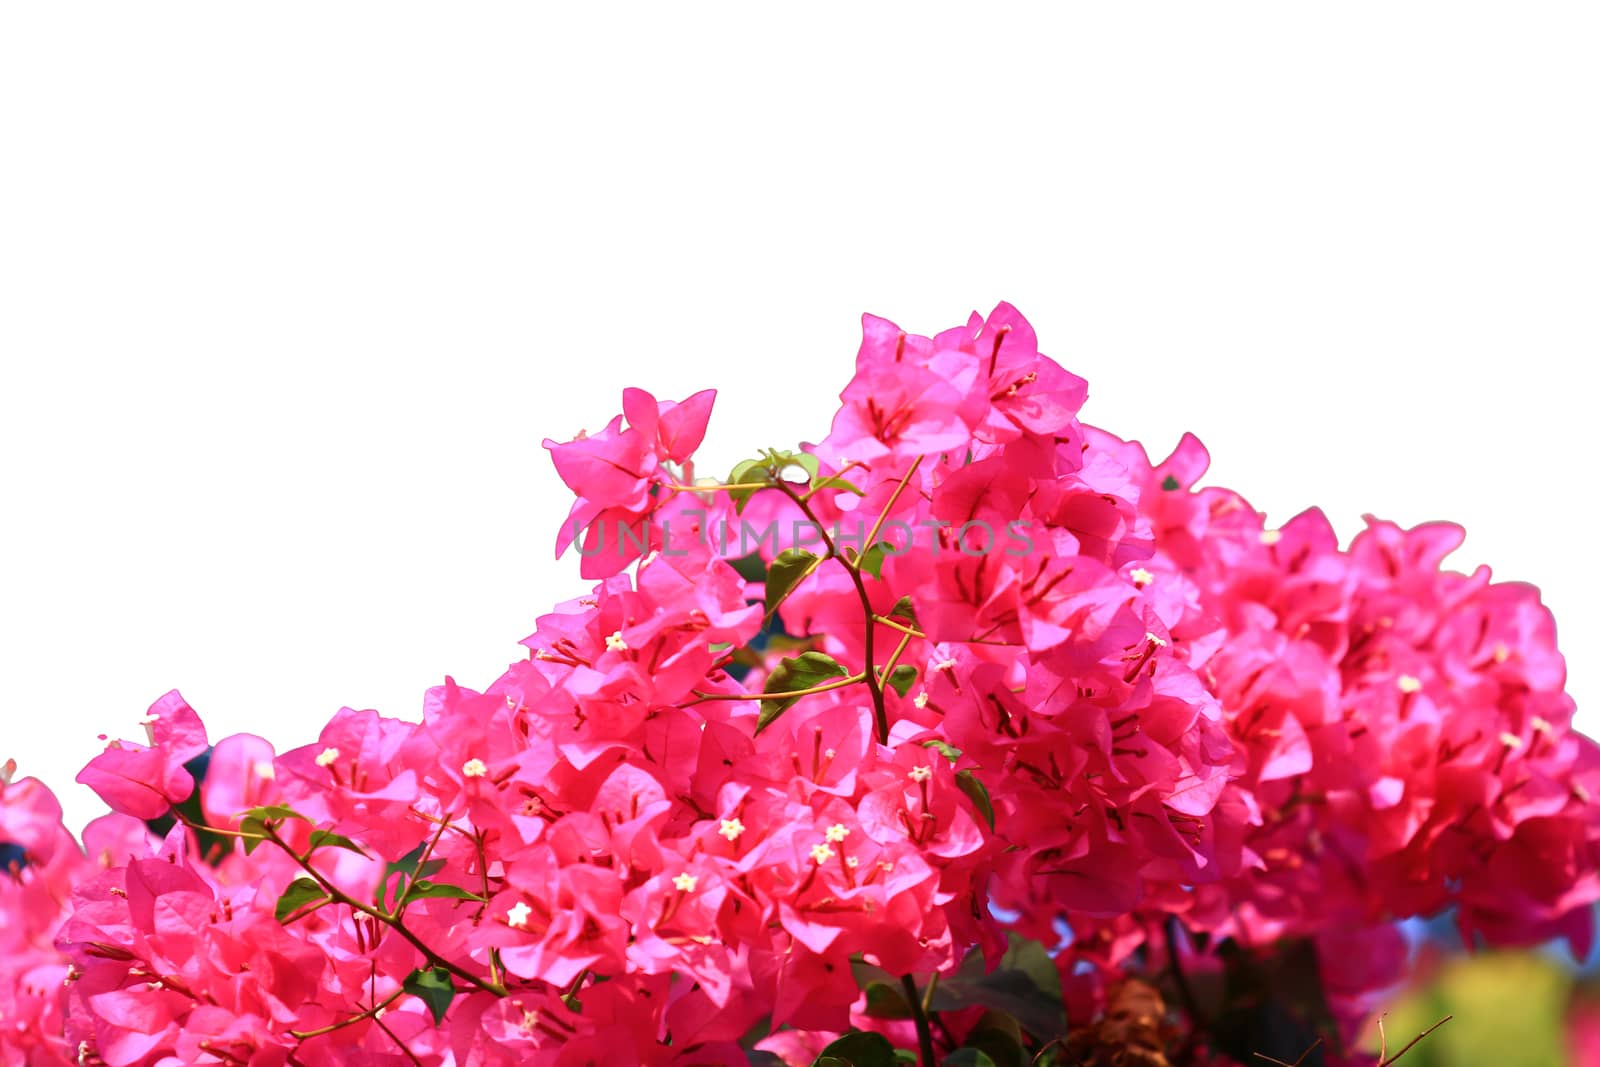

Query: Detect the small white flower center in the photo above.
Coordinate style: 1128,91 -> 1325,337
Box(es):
314,747 -> 341,768
462,757 -> 488,778
718,817 -> 745,841
506,901 -> 533,928
605,631 -> 629,652
1396,675 -> 1422,694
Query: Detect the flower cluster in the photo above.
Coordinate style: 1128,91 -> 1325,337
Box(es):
1,304 -> 1592,1066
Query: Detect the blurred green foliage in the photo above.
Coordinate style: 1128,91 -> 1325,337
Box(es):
1366,952 -> 1575,1067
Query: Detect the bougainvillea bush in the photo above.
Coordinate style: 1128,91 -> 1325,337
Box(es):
3,304 -> 1595,1067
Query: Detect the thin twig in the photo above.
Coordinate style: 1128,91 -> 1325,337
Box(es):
1252,1036 -> 1321,1067
1380,1015 -> 1451,1066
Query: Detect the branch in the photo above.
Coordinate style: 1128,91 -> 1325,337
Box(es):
1380,1014 -> 1451,1066
259,824 -> 506,997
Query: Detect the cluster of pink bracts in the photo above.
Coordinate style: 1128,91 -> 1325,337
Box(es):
2,304 -> 1595,1066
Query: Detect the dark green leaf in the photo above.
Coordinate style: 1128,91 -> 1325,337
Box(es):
944,1051 -> 998,1067
757,651 -> 849,734
922,739 -> 963,762
307,830 -> 370,858
406,880 -> 486,902
376,842 -> 448,909
403,966 -> 456,1025
998,935 -> 1064,1005
930,936 -> 1068,1043
1161,474 -> 1181,491
960,1011 -> 1026,1067
862,982 -> 913,1019
767,548 -> 821,615
157,748 -> 233,866
729,552 -> 768,583
811,1030 -> 899,1067
887,665 -> 918,698
955,770 -> 995,832
888,596 -> 919,625
274,877 -> 327,923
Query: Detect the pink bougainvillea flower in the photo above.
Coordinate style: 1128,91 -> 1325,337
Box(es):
75,690 -> 209,820
545,387 -> 716,579
5,302 -> 1596,1066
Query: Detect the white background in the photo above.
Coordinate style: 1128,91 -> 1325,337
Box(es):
2,5 -> 1595,833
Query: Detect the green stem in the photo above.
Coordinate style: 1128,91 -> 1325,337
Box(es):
901,974 -> 937,1067
260,824 -> 505,997
690,672 -> 866,703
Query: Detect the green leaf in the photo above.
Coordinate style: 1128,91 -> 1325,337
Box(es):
403,966 -> 455,1025
728,458 -> 772,513
238,804 -> 312,855
406,880 -> 486,902
766,548 -> 821,615
955,769 -> 995,832
1161,474 -> 1181,491
757,651 -> 849,734
729,552 -> 768,583
922,739 -> 963,762
959,1011 -> 1026,1067
888,596 -> 919,625
998,935 -> 1064,1005
943,1051 -> 998,1067
811,1030 -> 899,1067
768,449 -> 820,483
811,473 -> 865,496
274,877 -> 328,923
929,936 -> 1068,1043
376,842 -> 448,909
862,981 -> 913,1019
887,665 -> 918,698
307,830 -> 370,858
239,804 -> 311,823
857,542 -> 890,580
